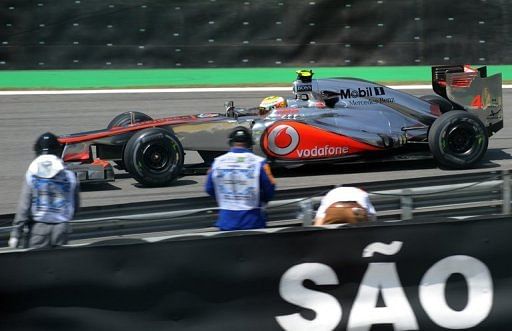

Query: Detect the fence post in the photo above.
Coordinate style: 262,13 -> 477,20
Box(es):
401,189 -> 413,220
300,199 -> 314,226
503,170 -> 511,215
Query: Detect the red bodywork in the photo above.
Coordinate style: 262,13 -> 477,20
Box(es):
58,114 -> 217,145
261,121 -> 382,160
58,114 -> 225,163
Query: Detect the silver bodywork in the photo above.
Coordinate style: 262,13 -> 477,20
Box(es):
173,71 -> 502,163
59,66 -> 503,183
170,78 -> 437,155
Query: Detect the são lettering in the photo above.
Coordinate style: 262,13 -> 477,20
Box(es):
275,241 -> 493,331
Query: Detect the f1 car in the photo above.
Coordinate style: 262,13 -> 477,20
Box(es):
58,65 -> 503,186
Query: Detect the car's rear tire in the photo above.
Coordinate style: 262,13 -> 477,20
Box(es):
420,95 -> 453,113
107,111 -> 153,129
428,110 -> 488,169
108,111 -> 153,170
123,128 -> 184,187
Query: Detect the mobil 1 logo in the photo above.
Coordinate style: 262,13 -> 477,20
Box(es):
340,86 -> 386,99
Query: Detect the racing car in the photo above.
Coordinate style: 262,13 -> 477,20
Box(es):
58,65 -> 503,186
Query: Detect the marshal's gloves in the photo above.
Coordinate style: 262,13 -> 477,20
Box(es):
8,237 -> 18,249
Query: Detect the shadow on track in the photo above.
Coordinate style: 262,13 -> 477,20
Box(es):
271,159 -> 440,178
81,183 -> 121,192
133,179 -> 198,189
485,148 -> 512,162
272,156 -> 504,178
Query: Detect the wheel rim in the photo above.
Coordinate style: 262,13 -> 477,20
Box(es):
142,143 -> 173,171
445,123 -> 477,155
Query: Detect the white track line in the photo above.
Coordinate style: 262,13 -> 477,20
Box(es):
1,85 -> 512,96
0,87 -> 291,95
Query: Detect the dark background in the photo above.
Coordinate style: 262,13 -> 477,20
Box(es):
0,0 -> 509,69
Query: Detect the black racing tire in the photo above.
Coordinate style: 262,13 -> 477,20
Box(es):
107,111 -> 153,129
420,94 -> 454,113
108,111 -> 153,170
123,128 -> 184,187
428,110 -> 488,169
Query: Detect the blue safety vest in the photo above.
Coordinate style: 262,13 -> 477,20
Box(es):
206,148 -> 275,230
26,158 -> 78,223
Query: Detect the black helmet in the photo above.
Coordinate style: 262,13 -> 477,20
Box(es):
34,132 -> 62,156
228,126 -> 253,147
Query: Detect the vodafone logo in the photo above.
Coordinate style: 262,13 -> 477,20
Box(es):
267,124 -> 299,155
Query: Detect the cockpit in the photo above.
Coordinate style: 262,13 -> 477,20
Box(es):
225,69 -> 336,119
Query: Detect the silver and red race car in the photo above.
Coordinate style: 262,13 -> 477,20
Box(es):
58,65 -> 503,186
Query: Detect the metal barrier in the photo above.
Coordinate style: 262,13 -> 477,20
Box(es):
278,173 -> 506,225
0,170 -> 509,245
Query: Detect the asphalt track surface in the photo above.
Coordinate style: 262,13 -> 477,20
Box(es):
1,89 -> 511,215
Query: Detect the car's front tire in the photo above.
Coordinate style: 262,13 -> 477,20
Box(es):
107,111 -> 153,129
108,111 -> 154,170
123,128 -> 184,186
428,110 -> 488,169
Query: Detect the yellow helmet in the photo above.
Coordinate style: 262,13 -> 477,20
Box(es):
259,96 -> 287,114
296,69 -> 313,83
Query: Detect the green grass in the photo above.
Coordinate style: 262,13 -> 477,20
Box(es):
0,65 -> 510,89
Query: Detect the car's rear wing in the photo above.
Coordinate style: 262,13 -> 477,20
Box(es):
432,65 -> 503,135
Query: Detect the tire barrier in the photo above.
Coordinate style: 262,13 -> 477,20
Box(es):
0,216 -> 509,330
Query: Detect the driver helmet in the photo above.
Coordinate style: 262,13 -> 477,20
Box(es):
258,96 -> 287,115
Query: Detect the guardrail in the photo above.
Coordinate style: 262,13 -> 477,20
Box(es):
0,170 -> 508,246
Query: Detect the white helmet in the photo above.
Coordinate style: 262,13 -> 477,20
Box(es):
258,96 -> 287,114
